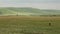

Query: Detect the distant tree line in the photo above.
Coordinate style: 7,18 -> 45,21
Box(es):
7,14 -> 60,16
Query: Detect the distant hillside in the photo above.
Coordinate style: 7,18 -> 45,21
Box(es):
0,7 -> 60,16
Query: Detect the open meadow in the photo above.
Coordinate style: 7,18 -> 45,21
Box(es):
0,16 -> 60,34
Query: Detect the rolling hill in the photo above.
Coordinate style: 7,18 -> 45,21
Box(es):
0,7 -> 60,16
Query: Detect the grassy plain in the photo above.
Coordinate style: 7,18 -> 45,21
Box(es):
0,16 -> 60,34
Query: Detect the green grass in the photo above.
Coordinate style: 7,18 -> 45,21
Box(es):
0,16 -> 60,34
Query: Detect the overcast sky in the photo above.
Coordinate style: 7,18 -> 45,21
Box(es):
0,0 -> 60,9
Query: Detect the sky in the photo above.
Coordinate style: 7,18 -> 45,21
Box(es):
0,0 -> 60,9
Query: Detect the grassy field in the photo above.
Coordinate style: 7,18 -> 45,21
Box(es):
0,16 -> 60,34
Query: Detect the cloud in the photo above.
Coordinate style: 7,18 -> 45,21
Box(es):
32,0 -> 60,3
0,3 -> 32,7
0,0 -> 60,9
0,0 -> 32,3
32,3 -> 60,9
0,0 -> 60,3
